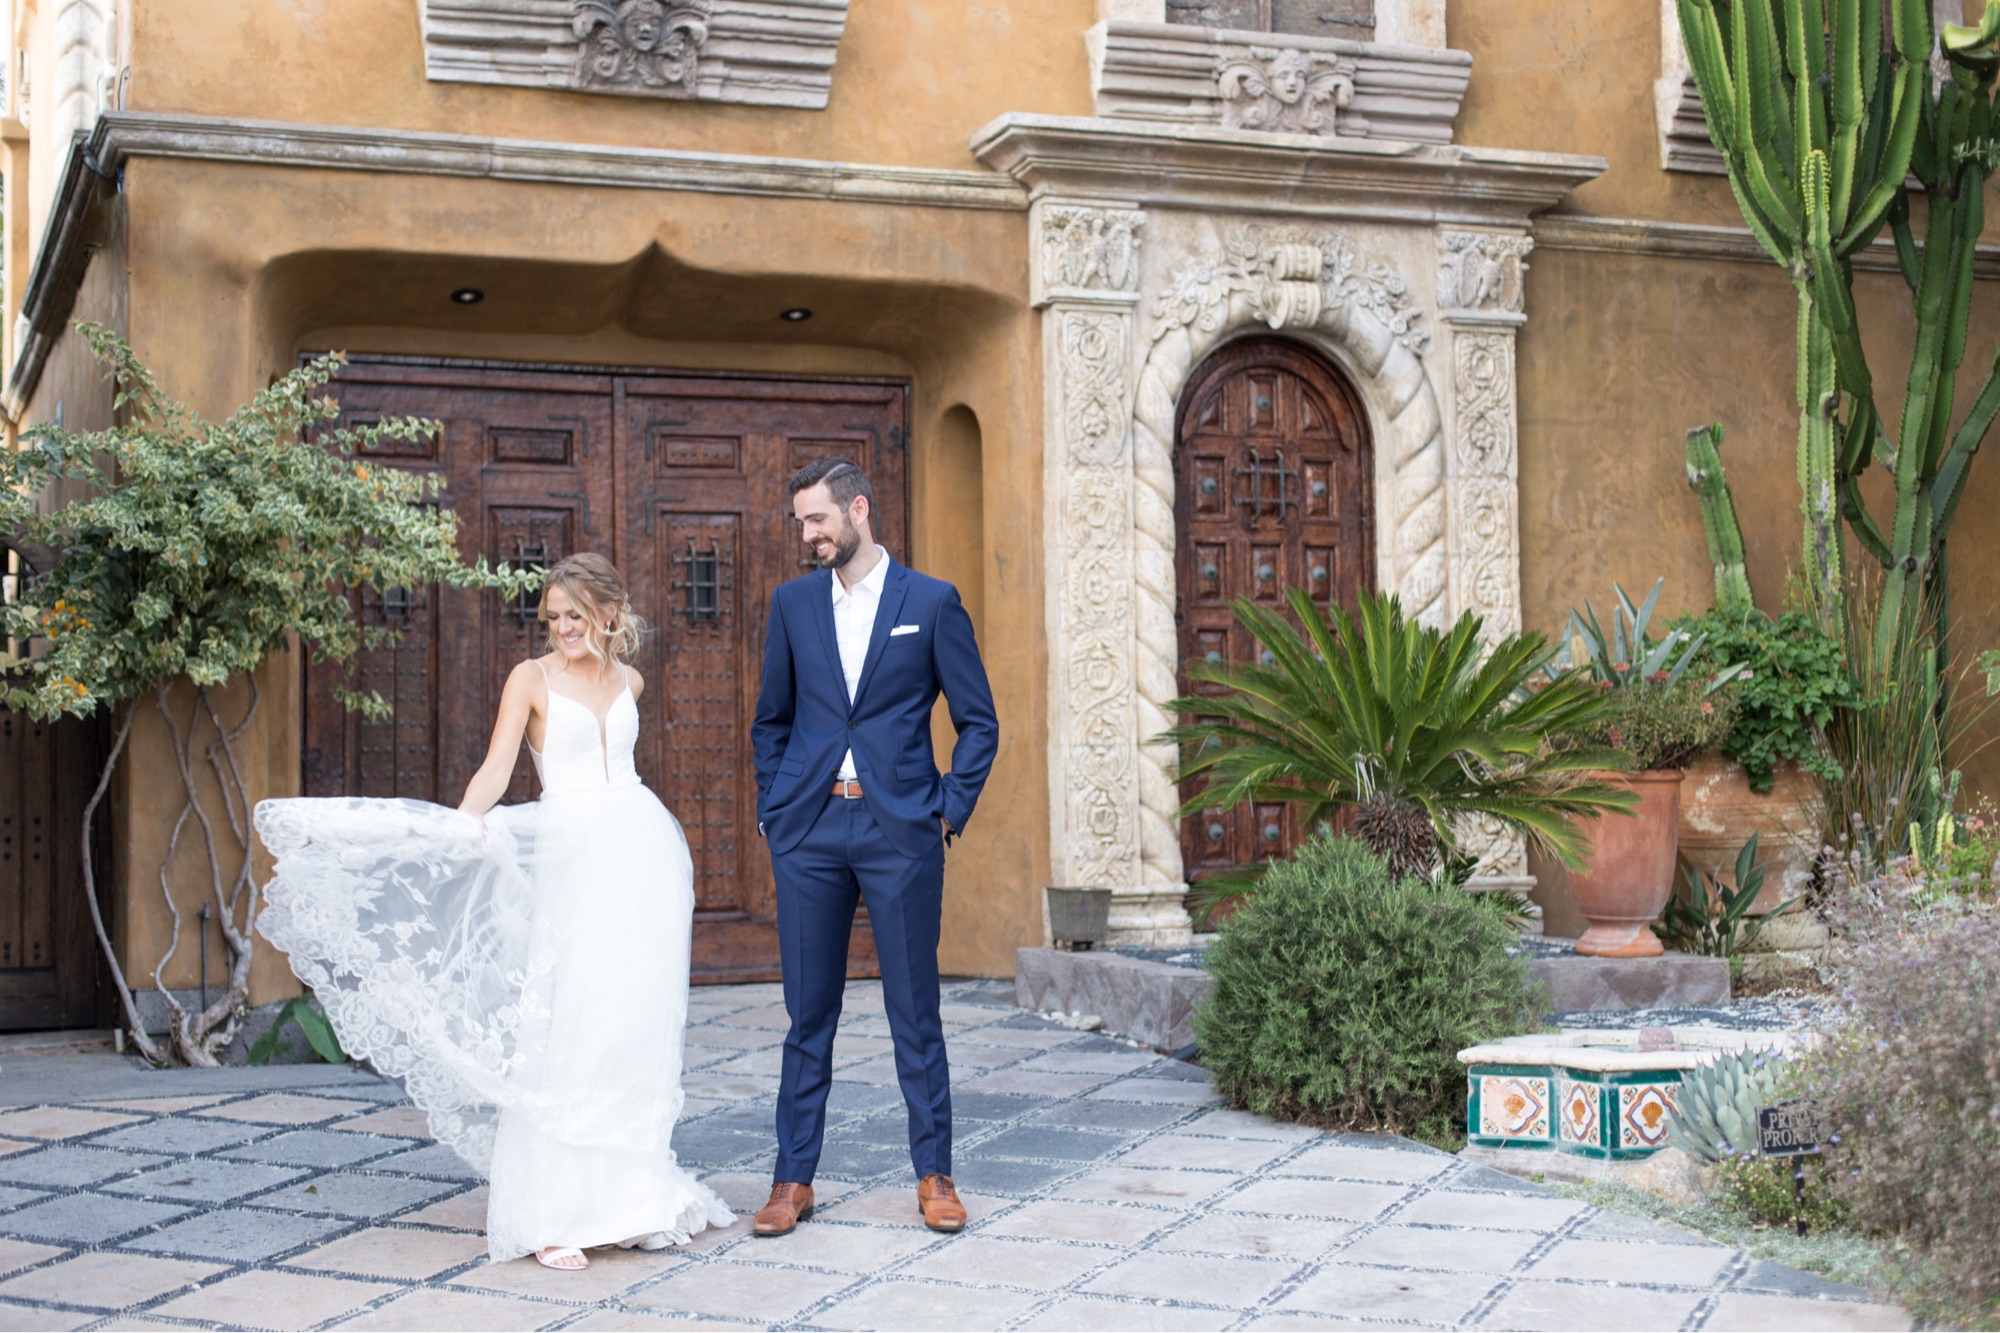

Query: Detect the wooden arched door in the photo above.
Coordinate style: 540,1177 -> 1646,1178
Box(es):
1174,337 -> 1374,883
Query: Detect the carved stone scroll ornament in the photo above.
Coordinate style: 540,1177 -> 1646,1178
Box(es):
1438,231 -> 1534,318
1124,225 -> 1446,888
1217,47 -> 1360,138
572,0 -> 710,95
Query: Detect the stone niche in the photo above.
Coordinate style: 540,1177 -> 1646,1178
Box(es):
417,0 -> 850,109
974,111 -> 1603,944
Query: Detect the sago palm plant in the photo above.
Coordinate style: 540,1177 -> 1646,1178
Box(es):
1160,590 -> 1634,904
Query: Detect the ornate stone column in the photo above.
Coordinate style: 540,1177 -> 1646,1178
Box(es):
1032,200 -> 1194,946
1438,227 -> 1539,901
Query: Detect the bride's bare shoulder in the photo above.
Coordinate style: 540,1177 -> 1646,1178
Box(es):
624,663 -> 646,701
502,657 -> 550,697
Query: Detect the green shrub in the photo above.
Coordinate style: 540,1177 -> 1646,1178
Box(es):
1673,607 -> 1860,794
1716,1153 -> 1847,1234
1806,876 -> 2000,1307
1194,833 -> 1542,1143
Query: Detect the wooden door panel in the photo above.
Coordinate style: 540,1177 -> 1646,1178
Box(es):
651,509 -> 749,918
617,375 -> 904,982
1,706 -> 108,1029
305,368 -> 615,806
1175,338 -> 1373,882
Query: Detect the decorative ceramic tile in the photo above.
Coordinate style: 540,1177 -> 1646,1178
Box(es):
1477,1075 -> 1550,1140
1557,1077 -> 1599,1149
1618,1083 -> 1679,1150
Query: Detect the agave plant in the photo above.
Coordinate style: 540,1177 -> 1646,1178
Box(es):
1159,590 -> 1636,895
1668,1046 -> 1788,1163
1553,579 -> 1738,693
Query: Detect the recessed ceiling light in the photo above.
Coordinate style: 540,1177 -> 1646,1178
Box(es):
781,307 -> 812,322
451,288 -> 485,305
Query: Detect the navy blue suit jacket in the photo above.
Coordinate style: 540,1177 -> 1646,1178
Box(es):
753,559 -> 999,860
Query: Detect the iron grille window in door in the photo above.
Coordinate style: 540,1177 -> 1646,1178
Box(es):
676,539 -> 728,624
513,540 -> 551,621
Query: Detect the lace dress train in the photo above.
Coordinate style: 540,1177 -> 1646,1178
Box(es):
254,668 -> 734,1261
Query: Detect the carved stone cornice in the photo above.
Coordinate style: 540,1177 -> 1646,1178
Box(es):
1531,213 -> 2000,282
1088,19 -> 1469,144
972,114 -> 1607,227
2,111 -> 1026,419
77,111 -> 1028,210
418,0 -> 851,110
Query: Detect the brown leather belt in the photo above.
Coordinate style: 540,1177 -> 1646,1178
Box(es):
830,779 -> 865,799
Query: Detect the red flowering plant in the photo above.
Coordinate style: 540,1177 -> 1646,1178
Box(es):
1547,579 -> 1743,772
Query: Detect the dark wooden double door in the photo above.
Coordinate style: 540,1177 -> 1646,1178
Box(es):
1176,338 -> 1374,882
0,706 -> 110,1029
302,359 -> 908,982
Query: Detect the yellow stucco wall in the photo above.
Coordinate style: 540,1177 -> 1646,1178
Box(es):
125,0 -> 1097,170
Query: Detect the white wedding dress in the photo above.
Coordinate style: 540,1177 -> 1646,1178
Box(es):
254,663 -> 735,1262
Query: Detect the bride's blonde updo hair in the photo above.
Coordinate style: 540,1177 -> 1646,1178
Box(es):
538,553 -> 646,667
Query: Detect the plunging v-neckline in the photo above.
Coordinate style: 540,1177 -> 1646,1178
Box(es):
530,664 -> 630,783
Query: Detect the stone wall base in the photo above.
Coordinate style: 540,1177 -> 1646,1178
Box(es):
1529,949 -> 1730,1014
1014,946 -> 1205,1051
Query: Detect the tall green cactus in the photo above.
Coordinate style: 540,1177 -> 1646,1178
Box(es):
1678,0 -> 2000,659
1685,422 -> 1754,617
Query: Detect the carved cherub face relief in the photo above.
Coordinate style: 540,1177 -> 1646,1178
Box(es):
621,0 -> 667,52
1268,50 -> 1312,104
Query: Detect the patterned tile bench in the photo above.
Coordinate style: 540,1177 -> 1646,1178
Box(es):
1458,1029 -> 1803,1161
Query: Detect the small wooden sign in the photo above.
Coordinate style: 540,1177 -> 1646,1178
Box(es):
1756,1098 -> 1826,1157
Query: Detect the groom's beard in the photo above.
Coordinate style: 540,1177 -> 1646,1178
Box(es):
810,522 -> 864,571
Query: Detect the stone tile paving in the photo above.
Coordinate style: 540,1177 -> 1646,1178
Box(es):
0,980 -> 1910,1331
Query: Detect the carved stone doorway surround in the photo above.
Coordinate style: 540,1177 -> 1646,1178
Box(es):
973,116 -> 1606,944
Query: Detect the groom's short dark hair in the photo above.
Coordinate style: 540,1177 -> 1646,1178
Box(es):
788,458 -> 873,515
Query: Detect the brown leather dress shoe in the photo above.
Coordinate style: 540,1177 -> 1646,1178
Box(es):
917,1173 -> 967,1232
752,1181 -> 814,1237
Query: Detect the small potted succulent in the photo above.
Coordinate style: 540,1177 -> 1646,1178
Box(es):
1551,581 -> 1742,956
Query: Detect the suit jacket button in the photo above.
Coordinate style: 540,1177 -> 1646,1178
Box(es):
848,722 -> 857,730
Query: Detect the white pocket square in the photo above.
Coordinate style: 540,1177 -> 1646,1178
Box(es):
890,624 -> 921,636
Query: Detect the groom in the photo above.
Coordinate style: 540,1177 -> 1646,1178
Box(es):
750,457 -> 999,1236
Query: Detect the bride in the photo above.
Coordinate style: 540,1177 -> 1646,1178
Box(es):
255,553 -> 734,1270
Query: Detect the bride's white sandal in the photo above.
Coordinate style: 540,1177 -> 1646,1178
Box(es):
535,1246 -> 589,1271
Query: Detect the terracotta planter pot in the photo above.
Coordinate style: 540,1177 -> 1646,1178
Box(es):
1679,755 -> 1825,915
1567,769 -> 1683,957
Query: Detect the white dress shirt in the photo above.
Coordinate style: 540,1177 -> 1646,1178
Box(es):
831,547 -> 891,781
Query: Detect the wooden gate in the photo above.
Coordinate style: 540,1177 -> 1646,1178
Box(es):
0,706 -> 110,1030
302,358 -> 908,983
1174,337 -> 1374,883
